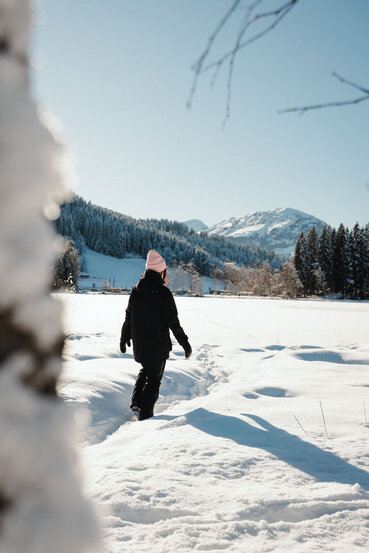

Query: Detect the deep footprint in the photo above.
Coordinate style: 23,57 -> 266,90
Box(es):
254,387 -> 296,398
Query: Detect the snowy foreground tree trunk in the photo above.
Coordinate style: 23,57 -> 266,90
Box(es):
0,2 -> 100,552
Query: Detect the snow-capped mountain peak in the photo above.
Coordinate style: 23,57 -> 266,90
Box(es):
207,207 -> 327,255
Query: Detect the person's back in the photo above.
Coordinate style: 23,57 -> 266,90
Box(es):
120,250 -> 192,420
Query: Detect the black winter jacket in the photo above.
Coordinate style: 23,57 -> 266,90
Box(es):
120,270 -> 189,364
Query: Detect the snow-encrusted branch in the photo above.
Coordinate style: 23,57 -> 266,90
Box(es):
0,1 -> 100,551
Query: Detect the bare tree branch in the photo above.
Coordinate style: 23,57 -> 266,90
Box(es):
191,0 -> 368,123
331,71 -> 369,95
187,0 -> 242,109
210,1 -> 264,91
188,0 -> 299,125
204,3 -> 295,73
222,1 -> 265,127
280,94 -> 369,115
279,72 -> 369,114
221,1 -> 296,127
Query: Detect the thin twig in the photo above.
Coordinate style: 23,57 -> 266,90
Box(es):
188,0 -> 299,124
280,94 -> 369,115
332,72 -> 369,95
190,0 -> 368,123
221,3 -> 258,127
292,413 -> 308,436
220,3 -> 296,127
221,1 -> 266,126
204,4 -> 295,75
319,400 -> 329,438
253,0 -> 298,20
280,72 -> 369,114
188,0 -> 242,109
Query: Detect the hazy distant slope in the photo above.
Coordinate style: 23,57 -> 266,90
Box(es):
207,207 -> 327,255
183,219 -> 209,232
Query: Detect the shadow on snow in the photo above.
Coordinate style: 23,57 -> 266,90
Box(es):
157,408 -> 369,489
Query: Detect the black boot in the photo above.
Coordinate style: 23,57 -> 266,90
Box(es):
138,410 -> 153,421
130,403 -> 141,416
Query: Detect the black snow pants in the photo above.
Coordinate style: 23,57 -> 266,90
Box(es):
131,360 -> 166,420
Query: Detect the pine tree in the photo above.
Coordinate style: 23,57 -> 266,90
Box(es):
318,225 -> 333,294
345,227 -> 355,298
54,240 -> 81,290
306,226 -> 319,294
294,231 -> 310,294
332,224 -> 347,296
349,223 -> 368,298
358,224 -> 369,298
365,223 -> 369,296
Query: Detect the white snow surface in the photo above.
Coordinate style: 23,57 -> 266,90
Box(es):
58,293 -> 369,552
80,248 -> 146,290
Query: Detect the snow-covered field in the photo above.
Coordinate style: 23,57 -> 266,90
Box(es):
79,248 -> 215,292
58,294 -> 369,552
79,249 -> 146,290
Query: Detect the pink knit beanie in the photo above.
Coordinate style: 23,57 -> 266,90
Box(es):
145,250 -> 167,273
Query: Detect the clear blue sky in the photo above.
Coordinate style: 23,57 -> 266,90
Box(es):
31,0 -> 369,228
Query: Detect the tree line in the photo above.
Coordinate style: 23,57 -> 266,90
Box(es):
294,223 -> 369,299
208,223 -> 368,300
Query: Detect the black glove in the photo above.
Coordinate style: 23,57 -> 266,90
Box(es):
120,339 -> 131,354
183,341 -> 192,359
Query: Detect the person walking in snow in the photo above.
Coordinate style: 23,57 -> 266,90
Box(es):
120,250 -> 192,421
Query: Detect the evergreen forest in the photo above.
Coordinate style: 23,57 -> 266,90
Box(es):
294,223 -> 369,299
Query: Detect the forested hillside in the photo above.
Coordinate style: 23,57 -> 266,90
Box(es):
55,196 -> 282,276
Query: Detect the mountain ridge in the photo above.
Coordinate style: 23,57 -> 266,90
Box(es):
207,207 -> 327,255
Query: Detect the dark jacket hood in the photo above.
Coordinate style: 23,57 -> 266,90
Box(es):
137,270 -> 163,291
